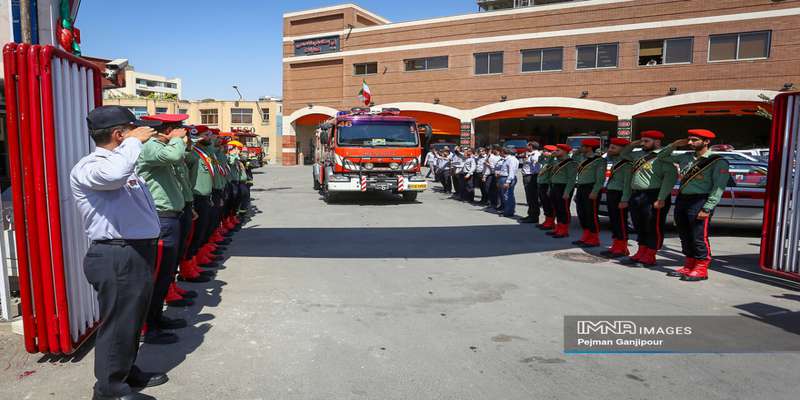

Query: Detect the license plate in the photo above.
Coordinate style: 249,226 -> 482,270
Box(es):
409,184 -> 426,190
376,184 -> 389,190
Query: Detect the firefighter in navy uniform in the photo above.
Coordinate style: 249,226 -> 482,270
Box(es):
547,144 -> 578,239
536,145 -> 558,231
600,138 -> 633,258
657,129 -> 730,281
620,131 -> 678,267
572,139 -> 606,247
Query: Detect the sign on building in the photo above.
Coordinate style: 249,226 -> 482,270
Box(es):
294,36 -> 340,56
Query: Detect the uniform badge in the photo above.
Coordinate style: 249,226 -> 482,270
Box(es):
644,162 -> 653,171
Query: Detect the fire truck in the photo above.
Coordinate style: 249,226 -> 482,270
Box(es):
312,108 -> 432,203
227,128 -> 265,166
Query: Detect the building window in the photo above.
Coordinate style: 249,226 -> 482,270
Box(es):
638,38 -> 693,66
576,43 -> 618,69
404,56 -> 449,71
709,31 -> 771,62
353,62 -> 377,76
521,47 -> 563,72
231,108 -> 253,124
155,107 -> 168,114
178,108 -> 188,114
475,52 -> 503,75
200,109 -> 219,125
262,108 -> 270,124
127,106 -> 148,118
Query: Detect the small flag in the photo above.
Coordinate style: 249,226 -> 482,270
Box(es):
358,79 -> 372,106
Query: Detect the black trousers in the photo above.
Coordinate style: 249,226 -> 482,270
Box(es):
147,215 -> 181,327
461,174 -> 475,202
539,183 -> 553,218
575,184 -> 600,233
441,170 -> 453,193
675,194 -> 713,260
208,189 -> 224,242
485,174 -> 499,207
629,189 -> 672,250
178,202 -> 193,260
523,174 -> 540,219
239,182 -> 251,211
189,195 -> 211,257
606,190 -> 629,241
475,173 -> 487,202
549,183 -> 573,224
455,173 -> 466,199
83,240 -> 156,397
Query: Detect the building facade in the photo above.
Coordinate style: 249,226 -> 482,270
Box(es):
104,64 -> 183,100
281,0 -> 800,165
103,98 -> 283,164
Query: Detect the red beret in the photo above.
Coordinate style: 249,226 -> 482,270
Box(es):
210,128 -> 221,135
543,145 -> 558,151
556,144 -> 573,152
194,125 -> 209,133
640,130 -> 665,140
610,138 -> 631,146
581,139 -> 601,148
141,113 -> 189,123
687,129 -> 716,139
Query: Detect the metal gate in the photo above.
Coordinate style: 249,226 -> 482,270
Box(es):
760,92 -> 800,281
2,43 -> 102,354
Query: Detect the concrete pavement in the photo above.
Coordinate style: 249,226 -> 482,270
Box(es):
1,165 -> 798,400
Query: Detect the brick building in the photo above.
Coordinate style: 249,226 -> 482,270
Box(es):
281,0 -> 800,165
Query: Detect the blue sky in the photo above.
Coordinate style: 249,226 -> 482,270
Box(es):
78,1 -> 474,101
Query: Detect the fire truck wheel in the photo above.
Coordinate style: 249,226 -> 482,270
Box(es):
323,186 -> 338,203
313,177 -> 321,191
402,192 -> 418,202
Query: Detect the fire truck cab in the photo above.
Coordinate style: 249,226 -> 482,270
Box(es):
312,108 -> 432,203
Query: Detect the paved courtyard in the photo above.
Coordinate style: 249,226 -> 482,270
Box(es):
1,165 -> 798,400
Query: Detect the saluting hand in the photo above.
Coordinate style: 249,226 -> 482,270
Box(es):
169,128 -> 187,139
697,210 -> 710,220
672,138 -> 690,148
126,127 -> 156,143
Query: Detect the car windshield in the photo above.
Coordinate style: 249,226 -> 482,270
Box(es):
337,122 -> 419,147
722,153 -> 752,161
730,164 -> 768,188
503,140 -> 527,148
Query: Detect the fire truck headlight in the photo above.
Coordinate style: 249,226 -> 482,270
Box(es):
389,162 -> 400,170
363,162 -> 375,170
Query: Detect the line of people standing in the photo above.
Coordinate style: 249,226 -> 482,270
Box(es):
70,106 -> 254,400
426,128 -> 730,284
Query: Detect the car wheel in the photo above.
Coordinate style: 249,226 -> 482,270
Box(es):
402,192 -> 418,202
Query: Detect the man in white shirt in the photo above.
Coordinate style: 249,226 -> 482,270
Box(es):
484,145 -> 502,209
520,141 -> 543,223
498,146 -> 520,217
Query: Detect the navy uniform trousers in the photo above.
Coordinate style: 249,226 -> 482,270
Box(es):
538,183 -> 553,219
548,183 -> 573,225
83,240 -> 156,397
189,195 -> 211,258
575,183 -> 600,233
605,190 -> 629,241
523,174 -> 539,220
146,214 -> 182,328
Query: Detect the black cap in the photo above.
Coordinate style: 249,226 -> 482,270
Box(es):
87,106 -> 162,130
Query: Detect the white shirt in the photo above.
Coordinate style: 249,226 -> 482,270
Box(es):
485,154 -> 501,175
463,156 -> 477,176
522,150 -> 542,175
500,155 -> 520,183
70,138 -> 160,241
424,151 -> 435,166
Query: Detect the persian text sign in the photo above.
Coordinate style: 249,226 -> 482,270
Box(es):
294,36 -> 340,56
564,315 -> 800,353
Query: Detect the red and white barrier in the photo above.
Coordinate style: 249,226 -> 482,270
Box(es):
760,92 -> 800,281
397,175 -> 406,192
2,44 -> 102,354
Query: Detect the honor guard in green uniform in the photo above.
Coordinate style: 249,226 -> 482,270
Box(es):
547,144 -> 578,239
600,138 -> 633,258
536,145 -> 558,230
137,113 -> 189,345
658,129 -> 730,282
572,139 -> 606,247
183,126 -> 215,283
620,130 -> 678,267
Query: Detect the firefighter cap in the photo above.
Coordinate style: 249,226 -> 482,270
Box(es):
228,140 -> 244,148
581,139 -> 601,149
556,144 -> 573,152
610,138 -> 631,146
543,145 -> 558,151
687,129 -> 716,140
141,113 -> 189,123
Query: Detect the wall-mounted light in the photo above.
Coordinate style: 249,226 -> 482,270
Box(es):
500,95 -> 507,102
668,87 -> 677,95
307,103 -> 314,109
782,83 -> 795,91
580,91 -> 589,98
433,98 -> 440,104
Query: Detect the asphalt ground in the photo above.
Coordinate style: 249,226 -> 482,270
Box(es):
1,165 -> 798,400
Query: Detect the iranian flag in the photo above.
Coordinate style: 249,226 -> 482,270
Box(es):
358,80 -> 372,106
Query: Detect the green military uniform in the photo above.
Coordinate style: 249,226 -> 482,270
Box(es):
191,145 -> 214,197
137,138 -> 186,212
535,155 -> 556,226
605,155 -> 633,246
548,155 -> 578,228
620,143 -> 678,251
574,153 -> 606,238
657,142 -> 731,264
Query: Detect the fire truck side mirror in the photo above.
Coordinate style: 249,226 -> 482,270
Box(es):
319,123 -> 332,143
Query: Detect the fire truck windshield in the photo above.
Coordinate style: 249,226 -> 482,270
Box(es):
337,122 -> 419,147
